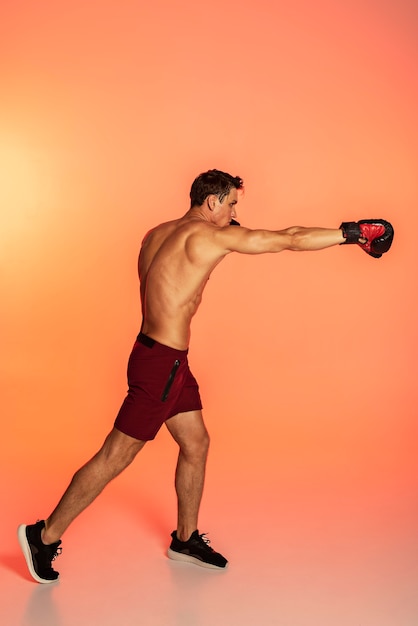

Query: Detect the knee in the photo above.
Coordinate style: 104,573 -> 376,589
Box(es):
181,428 -> 210,461
200,429 -> 210,455
99,429 -> 145,474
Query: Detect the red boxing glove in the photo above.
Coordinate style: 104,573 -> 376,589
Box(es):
340,219 -> 394,258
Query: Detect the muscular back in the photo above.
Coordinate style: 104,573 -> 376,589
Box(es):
138,216 -> 227,349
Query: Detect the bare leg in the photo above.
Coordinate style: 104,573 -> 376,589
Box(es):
165,410 -> 210,541
42,428 -> 146,544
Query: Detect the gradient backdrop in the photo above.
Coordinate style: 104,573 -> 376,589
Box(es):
1,0 -> 417,624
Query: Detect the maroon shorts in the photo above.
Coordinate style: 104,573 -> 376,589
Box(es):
114,333 -> 203,441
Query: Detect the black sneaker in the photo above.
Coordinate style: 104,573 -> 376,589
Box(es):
17,520 -> 62,583
167,530 -> 228,570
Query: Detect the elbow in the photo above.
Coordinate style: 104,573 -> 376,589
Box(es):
287,227 -> 306,251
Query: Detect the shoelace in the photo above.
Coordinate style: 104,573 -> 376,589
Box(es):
52,546 -> 62,561
45,542 -> 62,561
197,533 -> 213,550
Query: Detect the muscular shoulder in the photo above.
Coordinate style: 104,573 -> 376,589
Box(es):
182,221 -> 237,266
186,222 -> 253,259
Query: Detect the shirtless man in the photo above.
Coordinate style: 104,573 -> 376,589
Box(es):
18,169 -> 393,583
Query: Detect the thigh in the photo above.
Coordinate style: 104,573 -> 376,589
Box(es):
165,410 -> 209,448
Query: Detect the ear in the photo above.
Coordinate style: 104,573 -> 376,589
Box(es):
207,194 -> 217,211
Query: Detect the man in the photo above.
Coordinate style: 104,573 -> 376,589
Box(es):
18,169 -> 393,583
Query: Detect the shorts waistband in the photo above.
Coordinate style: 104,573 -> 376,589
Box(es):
136,332 -> 188,355
137,332 -> 157,348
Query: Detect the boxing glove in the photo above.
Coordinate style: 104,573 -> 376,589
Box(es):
340,219 -> 394,258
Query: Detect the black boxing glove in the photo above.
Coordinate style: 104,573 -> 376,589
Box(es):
340,219 -> 394,258
230,219 -> 241,226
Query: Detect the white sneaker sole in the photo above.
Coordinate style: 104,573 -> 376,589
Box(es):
17,524 -> 59,584
167,548 -> 228,570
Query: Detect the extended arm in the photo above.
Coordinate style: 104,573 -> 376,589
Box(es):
215,219 -> 394,258
218,225 -> 345,255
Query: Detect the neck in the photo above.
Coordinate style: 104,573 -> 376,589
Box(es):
185,206 -> 211,222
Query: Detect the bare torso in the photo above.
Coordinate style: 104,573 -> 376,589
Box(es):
137,192 -> 344,350
139,213 -> 226,350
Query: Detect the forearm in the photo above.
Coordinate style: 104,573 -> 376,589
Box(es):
284,226 -> 345,251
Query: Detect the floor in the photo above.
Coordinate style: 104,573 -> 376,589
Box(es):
2,431 -> 418,626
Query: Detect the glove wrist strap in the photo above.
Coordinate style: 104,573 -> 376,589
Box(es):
340,221 -> 361,244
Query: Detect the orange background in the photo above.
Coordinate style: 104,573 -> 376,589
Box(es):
1,0 -> 417,619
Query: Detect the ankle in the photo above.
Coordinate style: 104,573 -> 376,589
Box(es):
41,522 -> 60,546
176,528 -> 196,542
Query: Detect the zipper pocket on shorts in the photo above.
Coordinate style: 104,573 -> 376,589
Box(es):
161,359 -> 180,402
